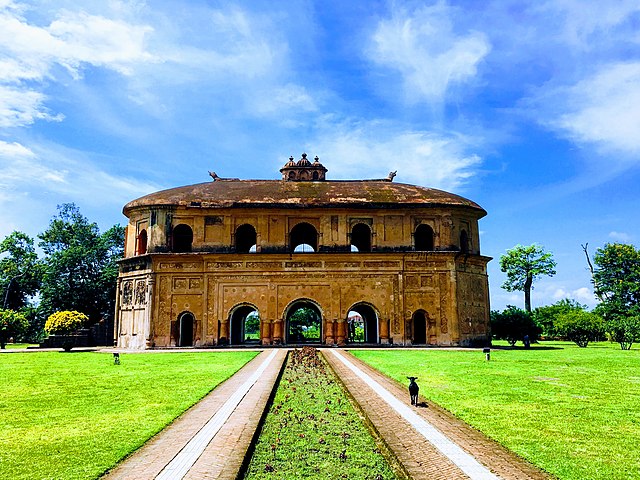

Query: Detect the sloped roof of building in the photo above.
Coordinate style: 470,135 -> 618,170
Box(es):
124,179 -> 486,216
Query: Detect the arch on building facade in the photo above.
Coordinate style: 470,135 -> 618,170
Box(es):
136,229 -> 147,255
412,310 -> 427,344
283,298 -> 322,344
172,224 -> 193,253
290,222 -> 318,252
177,311 -> 195,346
460,229 -> 469,253
235,224 -> 257,253
229,303 -> 260,345
346,302 -> 379,344
414,224 -> 434,251
350,223 -> 372,253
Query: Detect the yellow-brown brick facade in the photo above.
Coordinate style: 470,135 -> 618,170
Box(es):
115,156 -> 491,349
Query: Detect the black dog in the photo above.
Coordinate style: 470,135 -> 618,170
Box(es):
407,376 -> 419,405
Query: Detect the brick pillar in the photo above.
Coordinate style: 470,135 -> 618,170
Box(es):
336,319 -> 346,346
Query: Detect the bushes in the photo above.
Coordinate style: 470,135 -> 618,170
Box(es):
0,309 -> 28,349
490,306 -> 541,346
44,311 -> 88,351
606,316 -> 640,350
555,311 -> 605,348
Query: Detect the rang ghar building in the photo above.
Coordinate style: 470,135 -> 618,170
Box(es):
115,154 -> 491,349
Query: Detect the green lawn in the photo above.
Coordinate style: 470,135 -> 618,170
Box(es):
3,343 -> 38,349
244,347 -> 400,479
352,342 -> 640,480
0,351 -> 258,480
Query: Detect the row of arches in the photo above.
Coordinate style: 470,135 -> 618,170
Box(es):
174,302 -> 436,346
136,222 -> 471,255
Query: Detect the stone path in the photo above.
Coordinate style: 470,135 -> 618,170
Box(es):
323,349 -> 551,480
102,348 -> 551,480
103,349 -> 286,480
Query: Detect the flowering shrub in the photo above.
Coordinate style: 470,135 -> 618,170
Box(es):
45,311 -> 88,336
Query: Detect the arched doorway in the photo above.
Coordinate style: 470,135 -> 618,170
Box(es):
412,310 -> 427,345
347,303 -> 378,344
460,229 -> 469,253
285,301 -> 322,344
172,224 -> 193,253
414,224 -> 434,251
230,305 -> 260,344
350,223 -> 372,252
235,224 -> 257,253
290,222 -> 318,252
178,312 -> 194,347
137,229 -> 147,255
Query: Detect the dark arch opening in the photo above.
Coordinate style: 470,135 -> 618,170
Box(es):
350,223 -> 372,253
460,229 -> 469,253
137,229 -> 147,255
172,224 -> 193,253
235,224 -> 257,253
286,301 -> 322,344
412,310 -> 427,345
178,312 -> 194,347
312,171 -> 319,180
230,305 -> 260,344
414,224 -> 434,251
290,222 -> 318,253
347,304 -> 378,344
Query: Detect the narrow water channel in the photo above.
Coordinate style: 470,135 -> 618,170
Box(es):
243,347 -> 401,480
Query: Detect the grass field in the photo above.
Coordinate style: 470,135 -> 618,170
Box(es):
2,343 -> 38,349
352,341 -> 640,480
0,351 -> 257,480
244,347 -> 400,480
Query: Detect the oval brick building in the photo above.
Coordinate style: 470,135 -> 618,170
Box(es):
115,154 -> 491,349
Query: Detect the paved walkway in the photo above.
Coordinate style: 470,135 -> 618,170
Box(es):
323,349 -> 551,480
101,347 -> 550,480
103,349 -> 286,480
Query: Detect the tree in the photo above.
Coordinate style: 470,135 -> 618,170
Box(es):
605,316 -> 640,350
584,243 -> 640,349
500,244 -> 557,312
0,308 -> 28,349
0,231 -> 42,311
533,298 -> 586,338
555,310 -> 604,347
490,306 -> 541,346
38,204 -> 125,324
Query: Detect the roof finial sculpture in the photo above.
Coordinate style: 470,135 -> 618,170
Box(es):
386,170 -> 397,182
209,171 -> 219,181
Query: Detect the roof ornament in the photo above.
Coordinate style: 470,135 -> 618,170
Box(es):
208,171 -> 220,181
386,170 -> 397,182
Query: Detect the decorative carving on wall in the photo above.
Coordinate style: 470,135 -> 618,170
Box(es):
122,281 -> 133,306
207,262 -> 243,269
135,280 -> 147,305
159,262 -> 199,270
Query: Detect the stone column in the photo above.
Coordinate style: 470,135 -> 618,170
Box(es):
336,319 -> 346,346
113,277 -> 122,347
261,319 -> 272,345
380,318 -> 389,344
325,319 -> 335,344
145,275 -> 155,348
272,319 -> 283,344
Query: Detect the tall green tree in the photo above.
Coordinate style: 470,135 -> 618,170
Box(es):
0,308 -> 28,349
38,204 -> 125,324
500,244 -> 557,312
585,243 -> 640,349
0,231 -> 42,310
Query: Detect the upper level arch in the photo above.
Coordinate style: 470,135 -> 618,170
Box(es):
414,224 -> 434,251
172,224 -> 193,253
460,229 -> 469,254
350,223 -> 372,253
290,222 -> 318,253
136,229 -> 147,255
235,224 -> 257,253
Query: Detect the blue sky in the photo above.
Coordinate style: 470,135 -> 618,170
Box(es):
1,0 -> 639,311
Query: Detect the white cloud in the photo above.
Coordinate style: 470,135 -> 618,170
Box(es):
609,231 -> 632,242
538,0 -> 640,49
545,63 -> 640,157
311,119 -> 482,191
368,2 -> 490,104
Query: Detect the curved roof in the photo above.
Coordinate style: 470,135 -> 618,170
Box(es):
123,179 -> 486,217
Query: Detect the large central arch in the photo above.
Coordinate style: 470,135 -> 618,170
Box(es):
347,303 -> 378,344
230,304 -> 260,345
285,300 -> 322,344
